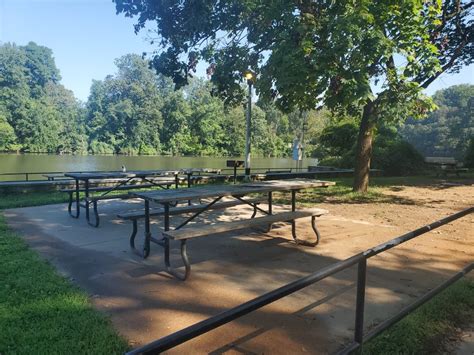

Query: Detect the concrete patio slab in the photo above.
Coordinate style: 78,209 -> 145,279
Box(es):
4,198 -> 472,354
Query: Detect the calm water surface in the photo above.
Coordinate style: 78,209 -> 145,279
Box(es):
0,154 -> 316,181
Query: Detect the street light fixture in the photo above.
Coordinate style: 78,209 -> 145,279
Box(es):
243,70 -> 255,180
244,70 -> 254,81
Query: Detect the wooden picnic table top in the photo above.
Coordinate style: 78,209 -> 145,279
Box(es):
132,179 -> 335,204
64,168 -> 221,180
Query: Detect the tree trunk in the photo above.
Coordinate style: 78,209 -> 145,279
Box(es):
353,101 -> 376,193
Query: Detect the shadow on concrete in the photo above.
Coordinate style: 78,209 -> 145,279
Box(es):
4,199 -> 472,354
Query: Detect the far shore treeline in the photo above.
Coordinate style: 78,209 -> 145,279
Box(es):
1,42 -> 473,174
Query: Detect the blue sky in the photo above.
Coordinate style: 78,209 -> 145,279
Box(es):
1,0 -> 473,102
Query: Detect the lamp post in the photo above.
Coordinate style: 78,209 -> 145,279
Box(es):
243,70 -> 255,180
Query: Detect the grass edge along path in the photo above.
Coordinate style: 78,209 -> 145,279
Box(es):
361,277 -> 474,354
0,214 -> 129,354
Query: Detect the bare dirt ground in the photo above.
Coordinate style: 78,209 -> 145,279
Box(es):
5,179 -> 473,354
336,183 -> 470,240
310,181 -> 474,354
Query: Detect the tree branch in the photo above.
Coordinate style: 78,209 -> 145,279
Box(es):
420,37 -> 468,89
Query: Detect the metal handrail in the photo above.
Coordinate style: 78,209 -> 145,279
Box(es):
0,167 -> 310,182
0,169 -> 117,181
126,206 -> 474,355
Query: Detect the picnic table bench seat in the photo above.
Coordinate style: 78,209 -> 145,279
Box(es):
435,166 -> 469,177
60,182 -> 171,194
119,197 -> 266,251
161,208 -> 328,280
164,209 -> 328,240
43,173 -> 73,181
424,157 -> 469,177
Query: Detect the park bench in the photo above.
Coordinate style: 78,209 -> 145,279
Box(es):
118,197 -> 266,251
424,157 -> 468,177
61,181 -> 174,227
161,208 -> 328,280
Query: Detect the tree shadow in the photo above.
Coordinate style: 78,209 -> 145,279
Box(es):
4,201 -> 473,354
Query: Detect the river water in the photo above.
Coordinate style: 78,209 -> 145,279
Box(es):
0,154 -> 317,181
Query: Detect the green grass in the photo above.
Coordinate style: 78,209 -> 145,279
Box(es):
0,190 -> 68,209
0,214 -> 129,354
0,203 -> 129,353
362,278 -> 474,354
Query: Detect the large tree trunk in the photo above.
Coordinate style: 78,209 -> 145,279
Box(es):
353,101 -> 376,193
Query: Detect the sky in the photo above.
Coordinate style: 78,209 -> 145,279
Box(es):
1,0 -> 473,102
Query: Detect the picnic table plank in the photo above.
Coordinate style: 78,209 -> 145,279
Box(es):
132,179 -> 335,204
164,209 -> 329,240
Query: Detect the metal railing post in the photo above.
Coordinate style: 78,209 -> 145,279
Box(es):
354,258 -> 367,347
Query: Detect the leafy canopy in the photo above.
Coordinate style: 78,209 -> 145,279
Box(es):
114,0 -> 472,121
0,42 -> 86,153
400,84 -> 474,159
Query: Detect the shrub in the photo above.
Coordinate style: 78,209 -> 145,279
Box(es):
464,137 -> 474,168
89,140 -> 115,154
139,145 -> 158,155
372,139 -> 425,176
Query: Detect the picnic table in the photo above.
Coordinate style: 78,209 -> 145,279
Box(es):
424,157 -> 468,177
131,179 -> 335,280
64,170 -> 179,227
63,168 -> 222,227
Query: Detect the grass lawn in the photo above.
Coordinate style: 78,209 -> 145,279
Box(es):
0,190 -> 68,210
0,174 -> 472,353
0,200 -> 129,353
362,278 -> 474,354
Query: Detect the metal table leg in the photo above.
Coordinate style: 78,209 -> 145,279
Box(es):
291,189 -> 320,246
175,173 -> 179,189
291,189 -> 298,242
187,173 -> 192,206
69,178 -> 80,218
84,179 -> 94,226
264,191 -> 273,231
143,200 -> 151,258
163,202 -> 191,280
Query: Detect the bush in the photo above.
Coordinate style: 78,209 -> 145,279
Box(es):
316,121 -> 425,176
139,144 -> 159,155
89,140 -> 115,154
464,137 -> 474,168
372,139 -> 425,176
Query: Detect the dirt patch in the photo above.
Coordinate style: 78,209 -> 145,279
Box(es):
319,183 -> 473,239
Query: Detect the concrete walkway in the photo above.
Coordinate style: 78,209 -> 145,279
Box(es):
4,199 -> 472,354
